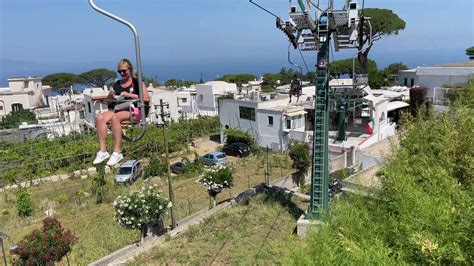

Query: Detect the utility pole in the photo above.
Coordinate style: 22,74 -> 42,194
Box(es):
265,145 -> 270,184
156,99 -> 177,229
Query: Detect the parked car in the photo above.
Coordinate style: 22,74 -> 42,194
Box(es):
200,151 -> 228,166
223,142 -> 251,157
171,160 -> 188,174
115,160 -> 142,184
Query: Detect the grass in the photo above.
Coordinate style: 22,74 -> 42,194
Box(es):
0,151 -> 296,265
130,190 -> 308,265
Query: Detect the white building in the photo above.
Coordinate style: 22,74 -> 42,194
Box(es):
149,88 -> 180,124
82,87 -> 110,128
196,81 -> 238,116
398,61 -> 474,89
0,76 -> 52,116
219,94 -> 306,151
176,86 -> 199,119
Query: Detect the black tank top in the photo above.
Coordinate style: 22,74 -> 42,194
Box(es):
113,78 -> 140,98
109,78 -> 149,116
108,78 -> 139,109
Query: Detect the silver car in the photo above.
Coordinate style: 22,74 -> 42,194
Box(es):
115,160 -> 142,184
200,151 -> 228,166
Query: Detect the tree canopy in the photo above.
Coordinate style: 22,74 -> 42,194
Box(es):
42,73 -> 79,95
78,68 -> 116,88
217,74 -> 257,87
143,76 -> 160,88
357,8 -> 406,73
262,67 -> 304,89
466,46 -> 474,59
164,79 -> 196,88
329,58 -> 378,78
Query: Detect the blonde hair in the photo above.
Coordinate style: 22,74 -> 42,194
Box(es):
117,58 -> 134,76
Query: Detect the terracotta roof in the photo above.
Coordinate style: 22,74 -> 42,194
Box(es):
436,61 -> 474,67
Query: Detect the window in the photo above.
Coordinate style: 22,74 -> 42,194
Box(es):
0,106 -> 3,111
87,102 -> 91,113
11,103 -> 23,112
181,98 -> 187,103
23,81 -> 28,89
410,78 -> 414,87
268,115 -> 273,126
199,94 -> 203,102
286,119 -> 291,129
404,78 -> 408,86
239,106 -> 256,121
79,111 -> 85,119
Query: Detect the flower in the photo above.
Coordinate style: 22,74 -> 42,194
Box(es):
114,185 -> 170,229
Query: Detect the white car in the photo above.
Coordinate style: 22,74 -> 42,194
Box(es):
115,160 -> 142,184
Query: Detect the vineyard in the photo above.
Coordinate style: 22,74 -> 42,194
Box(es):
0,116 -> 220,186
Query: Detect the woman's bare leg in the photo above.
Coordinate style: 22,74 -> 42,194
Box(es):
96,111 -> 114,152
111,111 -> 131,153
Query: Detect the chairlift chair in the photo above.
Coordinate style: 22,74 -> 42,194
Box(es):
88,0 -> 148,142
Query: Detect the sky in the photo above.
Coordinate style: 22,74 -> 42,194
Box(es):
1,0 -> 473,86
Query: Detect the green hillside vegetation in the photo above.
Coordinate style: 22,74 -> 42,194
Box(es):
131,190 -> 307,265
1,147 -> 295,265
285,82 -> 473,264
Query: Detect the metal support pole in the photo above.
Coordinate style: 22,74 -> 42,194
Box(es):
158,99 -> 177,229
0,227 -> 7,266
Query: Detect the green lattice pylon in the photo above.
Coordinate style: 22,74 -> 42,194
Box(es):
307,34 -> 330,219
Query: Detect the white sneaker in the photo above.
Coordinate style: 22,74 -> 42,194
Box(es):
106,152 -> 123,166
93,151 -> 110,165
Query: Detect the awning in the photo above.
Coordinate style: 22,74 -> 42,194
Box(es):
387,101 -> 409,112
285,110 -> 306,117
363,94 -> 380,104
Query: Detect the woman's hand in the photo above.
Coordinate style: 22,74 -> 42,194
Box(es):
108,88 -> 115,99
120,91 -> 138,99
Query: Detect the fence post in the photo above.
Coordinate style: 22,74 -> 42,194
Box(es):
187,197 -> 191,216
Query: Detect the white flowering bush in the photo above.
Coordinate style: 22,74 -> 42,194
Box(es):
114,185 -> 171,232
198,166 -> 233,206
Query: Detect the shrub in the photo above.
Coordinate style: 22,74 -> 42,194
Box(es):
409,87 -> 428,117
11,217 -> 77,265
16,188 -> 33,217
114,185 -> 171,243
55,193 -> 69,204
144,156 -> 167,179
0,109 -> 37,129
224,128 -> 254,146
181,157 -> 204,178
289,143 -> 310,170
198,166 -> 234,207
90,165 -> 107,204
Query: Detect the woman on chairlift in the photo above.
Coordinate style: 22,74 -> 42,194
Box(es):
93,58 -> 150,166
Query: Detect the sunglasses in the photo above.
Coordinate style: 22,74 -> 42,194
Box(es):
117,69 -> 128,74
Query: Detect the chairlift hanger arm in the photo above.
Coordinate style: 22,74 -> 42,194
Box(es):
288,44 -> 303,74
